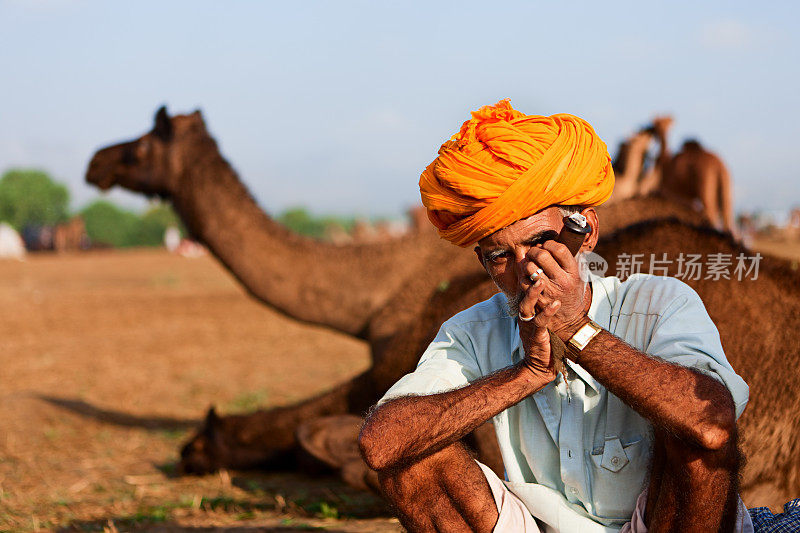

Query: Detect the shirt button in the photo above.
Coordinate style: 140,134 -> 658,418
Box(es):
570,487 -> 578,495
611,456 -> 620,466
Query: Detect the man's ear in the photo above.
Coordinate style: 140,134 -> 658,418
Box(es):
580,207 -> 600,253
474,246 -> 487,270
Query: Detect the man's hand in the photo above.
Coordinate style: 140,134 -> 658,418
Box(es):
521,240 -> 589,341
517,277 -> 560,382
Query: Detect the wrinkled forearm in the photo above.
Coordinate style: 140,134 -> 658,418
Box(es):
359,363 -> 548,472
567,328 -> 736,450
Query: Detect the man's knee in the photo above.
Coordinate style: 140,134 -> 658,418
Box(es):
647,431 -> 743,531
378,443 -> 498,533
379,443 -> 471,503
661,430 -> 742,483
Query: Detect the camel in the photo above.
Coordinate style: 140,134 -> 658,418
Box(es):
609,130 -> 652,202
85,107 -> 504,471
87,107 -> 473,340
609,116 -> 680,204
174,218 -> 800,509
172,218 -> 800,507
86,109 -> 797,503
599,219 -> 800,508
646,117 -> 737,237
85,108 -> 703,340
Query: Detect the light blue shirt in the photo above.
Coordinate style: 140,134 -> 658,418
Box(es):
379,274 -> 749,530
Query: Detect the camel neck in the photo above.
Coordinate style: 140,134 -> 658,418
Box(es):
167,133 -> 457,337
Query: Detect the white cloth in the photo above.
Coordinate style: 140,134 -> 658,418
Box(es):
379,274 -> 750,530
618,490 -> 754,533
478,461 -> 542,532
481,458 -> 754,532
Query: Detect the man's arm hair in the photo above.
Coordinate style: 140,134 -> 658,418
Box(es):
358,362 -> 548,472
569,329 -> 737,450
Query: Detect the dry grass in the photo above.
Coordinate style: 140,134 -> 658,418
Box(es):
751,235 -> 800,263
0,249 -> 401,532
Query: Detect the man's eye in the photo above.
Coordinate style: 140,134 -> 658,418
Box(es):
487,252 -> 509,264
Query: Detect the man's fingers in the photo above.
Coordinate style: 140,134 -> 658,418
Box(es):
534,300 -> 560,328
542,240 -> 580,275
518,279 -> 544,319
526,247 -> 568,283
532,300 -> 560,343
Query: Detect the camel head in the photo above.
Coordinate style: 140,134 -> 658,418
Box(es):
178,406 -> 293,475
86,106 -> 208,198
178,407 -> 227,474
178,407 -> 251,475
651,115 -> 674,137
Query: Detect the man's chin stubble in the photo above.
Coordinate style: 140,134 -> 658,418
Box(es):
505,290 -> 524,317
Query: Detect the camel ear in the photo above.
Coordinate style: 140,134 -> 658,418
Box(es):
153,106 -> 173,141
204,406 -> 220,427
189,110 -> 206,125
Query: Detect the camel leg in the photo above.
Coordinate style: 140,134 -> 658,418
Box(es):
644,429 -> 741,532
254,369 -> 378,445
638,166 -> 661,197
717,166 -> 736,237
379,443 -> 499,533
613,134 -> 651,202
699,166 -> 723,230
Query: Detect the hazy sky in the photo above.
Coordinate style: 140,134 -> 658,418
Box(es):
2,0 -> 798,218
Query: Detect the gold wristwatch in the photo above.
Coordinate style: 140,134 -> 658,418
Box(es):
568,320 -> 603,351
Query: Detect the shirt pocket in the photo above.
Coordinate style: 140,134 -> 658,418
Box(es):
588,436 -> 651,520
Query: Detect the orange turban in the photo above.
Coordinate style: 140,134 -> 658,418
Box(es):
419,100 -> 614,247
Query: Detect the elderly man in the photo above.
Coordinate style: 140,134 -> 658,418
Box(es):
358,101 -> 752,532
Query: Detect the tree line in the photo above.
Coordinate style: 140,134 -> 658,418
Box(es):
0,168 -> 365,248
0,168 -> 182,248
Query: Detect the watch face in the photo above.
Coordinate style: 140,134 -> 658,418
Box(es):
571,322 -> 601,350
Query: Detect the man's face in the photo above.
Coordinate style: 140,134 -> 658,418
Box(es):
474,207 -> 565,316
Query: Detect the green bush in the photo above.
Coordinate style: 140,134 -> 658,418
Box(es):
132,203 -> 184,246
0,169 -> 70,230
80,200 -> 182,248
277,206 -> 354,239
80,200 -> 140,247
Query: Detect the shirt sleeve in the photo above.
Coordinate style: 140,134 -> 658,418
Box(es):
377,321 -> 483,406
645,281 -> 750,419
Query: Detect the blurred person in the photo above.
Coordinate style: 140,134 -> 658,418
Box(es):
164,225 -> 181,252
0,222 -> 25,260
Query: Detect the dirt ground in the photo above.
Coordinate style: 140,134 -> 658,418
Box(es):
751,235 -> 800,264
0,249 -> 402,532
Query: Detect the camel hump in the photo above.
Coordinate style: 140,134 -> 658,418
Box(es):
677,141 -> 724,169
681,138 -> 703,151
